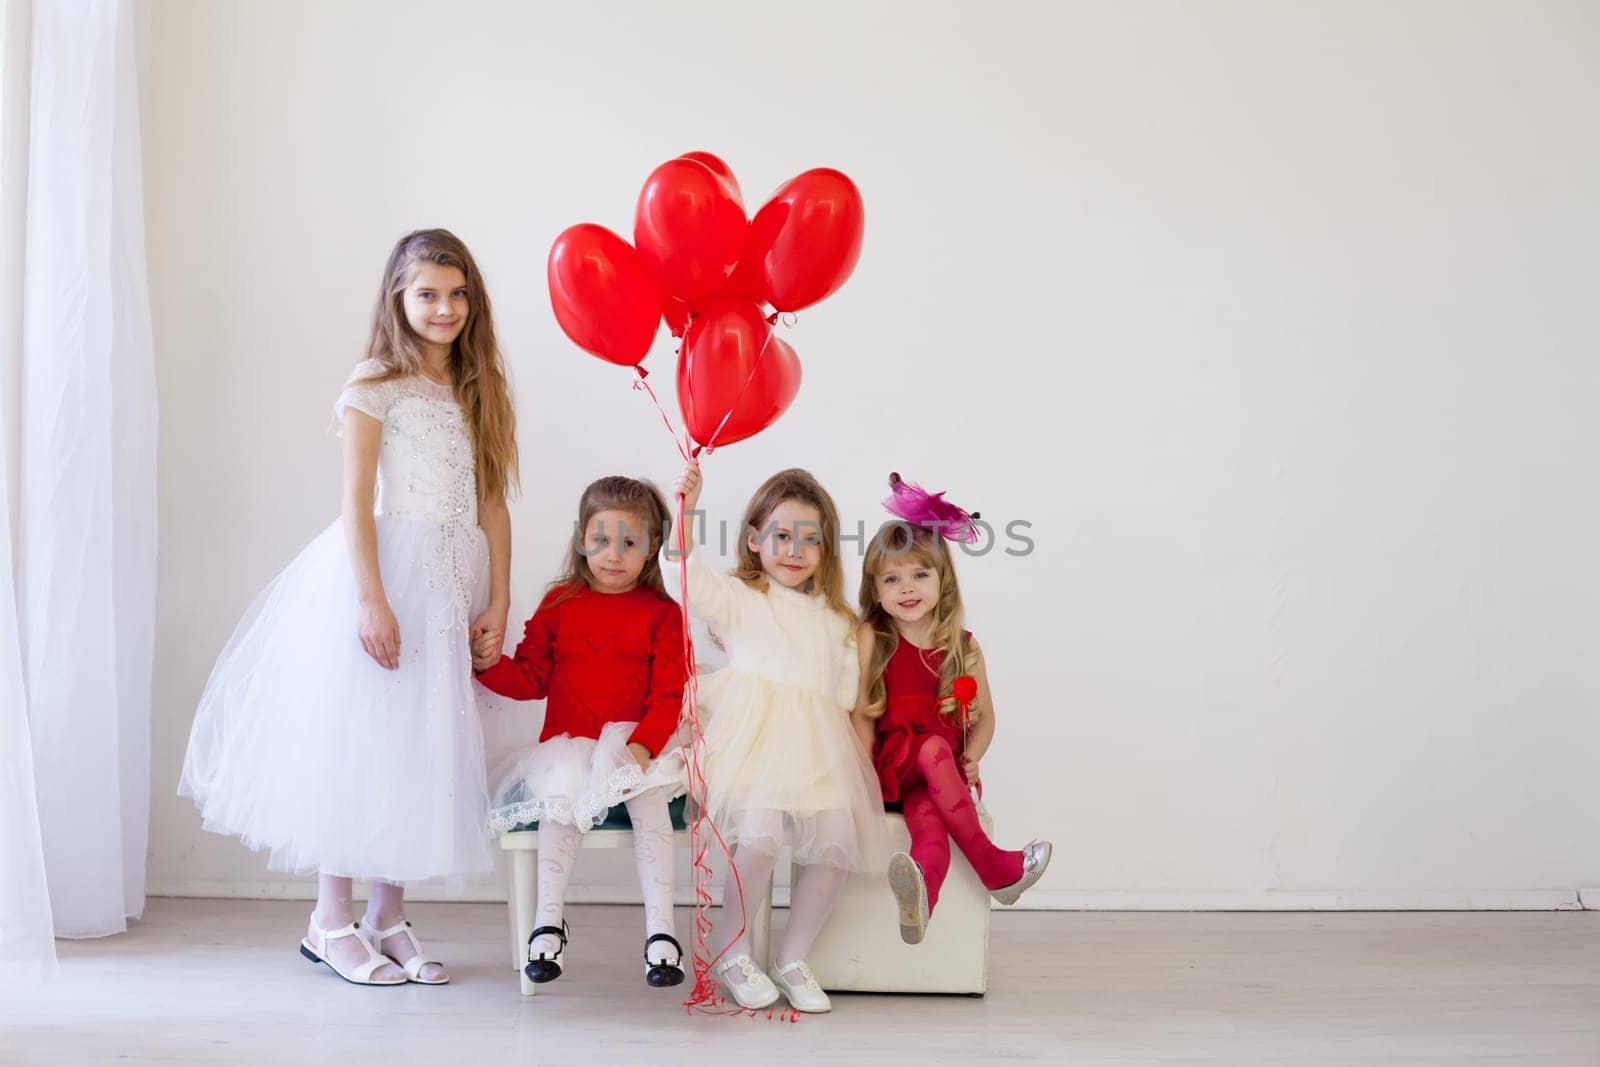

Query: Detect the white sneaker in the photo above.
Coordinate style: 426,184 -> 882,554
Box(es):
771,959 -> 831,1013
714,952 -> 780,1010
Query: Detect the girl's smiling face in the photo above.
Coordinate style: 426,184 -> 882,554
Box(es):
874,557 -> 941,627
402,262 -> 469,354
746,499 -> 824,590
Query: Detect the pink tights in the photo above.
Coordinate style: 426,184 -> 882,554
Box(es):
898,735 -> 1023,912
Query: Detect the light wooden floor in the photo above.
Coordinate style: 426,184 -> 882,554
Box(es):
3,899 -> 1598,1065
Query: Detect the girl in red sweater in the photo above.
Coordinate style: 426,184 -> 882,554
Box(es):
473,476 -> 687,988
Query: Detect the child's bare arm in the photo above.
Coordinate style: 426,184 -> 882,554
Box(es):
849,622 -> 878,755
341,409 -> 399,669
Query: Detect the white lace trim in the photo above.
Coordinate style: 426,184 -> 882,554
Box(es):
488,764 -> 647,834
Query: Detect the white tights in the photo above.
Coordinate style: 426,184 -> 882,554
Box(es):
529,791 -> 679,966
712,845 -> 848,991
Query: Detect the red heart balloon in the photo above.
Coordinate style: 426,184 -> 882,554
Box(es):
635,157 -> 747,303
677,150 -> 743,209
677,301 -> 801,449
547,223 -> 663,368
743,168 -> 864,312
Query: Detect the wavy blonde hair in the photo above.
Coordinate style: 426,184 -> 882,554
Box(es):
548,476 -> 674,606
857,522 -> 977,721
731,468 -> 856,635
351,228 -> 519,500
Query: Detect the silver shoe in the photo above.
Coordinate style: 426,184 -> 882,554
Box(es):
990,840 -> 1052,905
887,852 -> 929,945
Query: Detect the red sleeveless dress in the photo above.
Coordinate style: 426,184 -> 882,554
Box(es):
873,632 -> 969,803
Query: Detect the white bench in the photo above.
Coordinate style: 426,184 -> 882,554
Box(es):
500,809 -> 989,996
800,811 -> 992,995
498,802 -> 771,997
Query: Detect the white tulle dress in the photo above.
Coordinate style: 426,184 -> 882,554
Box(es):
179,361 -> 494,884
665,549 -> 888,872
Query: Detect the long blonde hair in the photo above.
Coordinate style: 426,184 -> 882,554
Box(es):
352,228 -> 519,500
858,522 -> 976,720
548,476 -> 674,606
731,468 -> 855,633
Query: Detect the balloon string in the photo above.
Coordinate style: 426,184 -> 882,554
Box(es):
632,331 -> 798,1022
633,368 -> 693,465
635,364 -> 793,1021
672,491 -> 790,1019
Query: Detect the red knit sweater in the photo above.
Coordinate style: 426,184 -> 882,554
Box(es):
474,583 -> 686,757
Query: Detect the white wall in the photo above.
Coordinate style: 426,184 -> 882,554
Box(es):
140,0 -> 1600,908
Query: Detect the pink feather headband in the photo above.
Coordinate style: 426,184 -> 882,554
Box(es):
882,472 -> 982,545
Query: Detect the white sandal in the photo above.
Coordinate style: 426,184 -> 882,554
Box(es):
299,916 -> 406,986
361,917 -> 449,985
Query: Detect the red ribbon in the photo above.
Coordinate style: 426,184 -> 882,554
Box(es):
633,365 -> 798,1022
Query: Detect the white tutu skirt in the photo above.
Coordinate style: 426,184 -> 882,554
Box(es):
179,515 -> 495,885
488,721 -> 687,833
698,670 -> 888,872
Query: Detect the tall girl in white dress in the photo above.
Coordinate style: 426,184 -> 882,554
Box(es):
180,229 -> 519,985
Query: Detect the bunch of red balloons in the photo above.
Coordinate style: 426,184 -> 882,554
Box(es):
548,152 -> 864,450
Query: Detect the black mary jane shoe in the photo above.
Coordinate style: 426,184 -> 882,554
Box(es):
524,922 -> 569,984
644,933 -> 685,988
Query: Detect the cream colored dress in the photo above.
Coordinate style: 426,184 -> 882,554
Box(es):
664,549 -> 887,871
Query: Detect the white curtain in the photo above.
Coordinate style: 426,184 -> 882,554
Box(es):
0,369 -> 53,984
0,0 -> 54,986
1,0 -> 157,955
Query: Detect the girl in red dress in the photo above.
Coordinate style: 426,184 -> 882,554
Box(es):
473,476 -> 687,987
851,475 -> 1053,944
